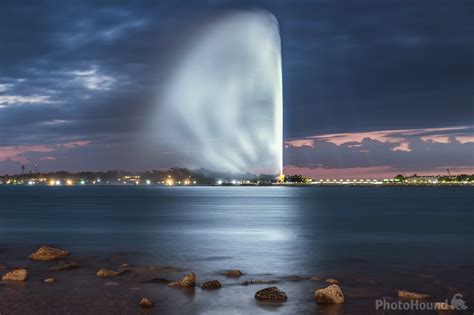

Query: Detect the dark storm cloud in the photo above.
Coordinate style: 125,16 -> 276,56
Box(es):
0,0 -> 473,174
279,1 -> 474,137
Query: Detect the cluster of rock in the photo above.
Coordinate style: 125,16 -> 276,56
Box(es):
1,246 -> 70,283
1,245 -> 457,310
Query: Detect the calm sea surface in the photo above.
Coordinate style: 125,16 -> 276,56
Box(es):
0,186 -> 473,314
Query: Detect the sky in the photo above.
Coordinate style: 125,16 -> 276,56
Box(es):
0,0 -> 473,178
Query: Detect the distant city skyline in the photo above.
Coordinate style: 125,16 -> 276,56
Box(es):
0,1 -> 473,177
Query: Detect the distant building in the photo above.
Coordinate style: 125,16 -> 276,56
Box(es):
121,175 -> 141,184
404,175 -> 438,184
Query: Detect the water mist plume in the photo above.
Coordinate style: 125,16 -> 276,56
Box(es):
156,11 -> 283,175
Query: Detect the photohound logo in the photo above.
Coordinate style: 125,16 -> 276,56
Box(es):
375,293 -> 469,312
450,293 -> 468,310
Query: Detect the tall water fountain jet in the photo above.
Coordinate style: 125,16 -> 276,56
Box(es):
156,11 -> 283,175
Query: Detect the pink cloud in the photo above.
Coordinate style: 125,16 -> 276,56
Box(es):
285,126 -> 472,154
0,140 -> 91,164
391,142 -> 411,152
421,134 -> 474,144
420,135 -> 450,144
0,145 -> 56,163
284,139 -> 314,148
283,125 -> 474,179
455,136 -> 474,144
286,126 -> 469,147
309,130 -> 404,145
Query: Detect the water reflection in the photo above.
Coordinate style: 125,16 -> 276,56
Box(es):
0,186 -> 473,313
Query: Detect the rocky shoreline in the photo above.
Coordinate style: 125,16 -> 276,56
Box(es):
0,245 -> 465,313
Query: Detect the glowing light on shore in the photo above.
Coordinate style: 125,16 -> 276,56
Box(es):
277,173 -> 285,183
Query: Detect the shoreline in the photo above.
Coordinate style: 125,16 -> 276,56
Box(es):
1,245 -> 472,314
1,183 -> 473,187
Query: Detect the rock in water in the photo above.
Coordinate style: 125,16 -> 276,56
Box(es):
49,263 -> 80,271
44,278 -> 55,284
254,287 -> 288,302
139,298 -> 153,308
397,290 -> 430,299
315,284 -> 344,304
168,272 -> 196,287
225,269 -> 242,277
29,246 -> 70,261
96,269 -> 120,277
2,269 -> 28,281
200,280 -> 221,289
310,276 -> 322,281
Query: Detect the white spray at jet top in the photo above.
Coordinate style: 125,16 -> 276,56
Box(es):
156,11 -> 283,175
